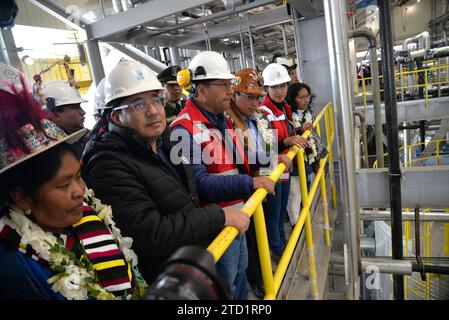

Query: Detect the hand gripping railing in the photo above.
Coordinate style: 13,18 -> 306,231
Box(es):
207,102 -> 336,300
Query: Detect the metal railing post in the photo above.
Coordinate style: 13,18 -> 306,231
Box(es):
297,149 -> 319,299
327,105 -> 337,208
315,122 -> 331,246
253,204 -> 276,300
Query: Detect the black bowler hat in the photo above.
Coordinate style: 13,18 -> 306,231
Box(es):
157,66 -> 181,84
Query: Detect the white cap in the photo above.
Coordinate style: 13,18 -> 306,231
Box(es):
262,63 -> 291,86
188,51 -> 235,81
42,80 -> 87,108
104,60 -> 163,106
0,63 -> 30,94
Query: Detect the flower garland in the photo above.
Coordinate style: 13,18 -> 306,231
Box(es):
292,108 -> 318,164
254,111 -> 274,153
0,188 -> 145,300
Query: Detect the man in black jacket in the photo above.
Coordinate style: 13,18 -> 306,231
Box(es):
82,60 -> 249,283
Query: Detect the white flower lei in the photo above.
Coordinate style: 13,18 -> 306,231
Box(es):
254,111 -> 273,152
291,112 -> 302,129
1,188 -> 139,300
307,137 -> 319,164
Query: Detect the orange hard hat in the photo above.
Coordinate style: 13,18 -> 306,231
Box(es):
234,68 -> 264,95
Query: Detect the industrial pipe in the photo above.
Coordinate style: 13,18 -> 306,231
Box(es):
360,210 -> 449,222
403,31 -> 430,51
349,28 -> 384,167
332,255 -> 449,275
353,110 -> 369,168
324,0 -> 361,300
412,263 -> 449,275
378,0 -> 404,300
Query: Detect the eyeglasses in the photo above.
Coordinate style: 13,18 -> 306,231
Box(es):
236,91 -> 262,102
207,81 -> 235,89
297,95 -> 311,100
114,96 -> 165,112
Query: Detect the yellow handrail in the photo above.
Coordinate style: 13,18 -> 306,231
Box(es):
373,138 -> 449,168
356,62 -> 449,109
207,103 -> 336,300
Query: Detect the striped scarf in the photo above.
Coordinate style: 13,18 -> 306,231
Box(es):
72,206 -> 133,296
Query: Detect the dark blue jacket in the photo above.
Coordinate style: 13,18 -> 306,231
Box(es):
0,241 -> 64,300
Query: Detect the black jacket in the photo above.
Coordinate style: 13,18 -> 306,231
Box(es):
82,124 -> 225,282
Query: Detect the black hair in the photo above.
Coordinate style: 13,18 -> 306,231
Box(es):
1,142 -> 78,204
286,82 -> 314,112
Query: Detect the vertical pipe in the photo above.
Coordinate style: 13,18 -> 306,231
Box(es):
291,8 -> 303,81
348,29 -> 383,167
370,46 -> 384,168
400,64 -> 405,101
378,0 -> 404,300
85,39 -> 105,86
436,141 -> 440,166
248,25 -> 256,69
403,122 -> 408,166
324,0 -> 360,300
239,23 -> 246,69
281,24 -> 289,56
169,47 -> 181,66
444,209 -> 449,256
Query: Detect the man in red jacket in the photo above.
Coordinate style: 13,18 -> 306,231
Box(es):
171,52 -> 275,299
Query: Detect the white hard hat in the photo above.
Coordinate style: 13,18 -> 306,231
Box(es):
104,60 -> 163,106
275,57 -> 295,68
42,80 -> 87,108
94,77 -> 107,112
262,63 -> 291,86
0,63 -> 30,94
188,51 -> 235,81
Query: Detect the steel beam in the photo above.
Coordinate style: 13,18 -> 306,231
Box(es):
89,0 -> 212,40
356,97 -> 449,125
356,166 -> 449,209
107,43 -> 166,72
176,6 -> 291,47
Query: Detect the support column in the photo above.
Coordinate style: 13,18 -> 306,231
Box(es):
85,39 -> 105,86
0,29 -> 22,71
291,8 -> 303,81
169,47 -> 181,66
